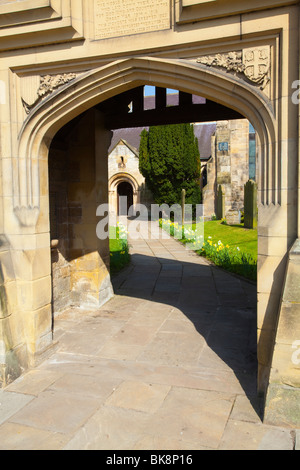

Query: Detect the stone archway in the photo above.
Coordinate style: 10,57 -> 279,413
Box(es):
9,56 -> 298,423
109,173 -> 140,218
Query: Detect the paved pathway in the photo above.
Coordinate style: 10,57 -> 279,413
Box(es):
0,221 -> 297,450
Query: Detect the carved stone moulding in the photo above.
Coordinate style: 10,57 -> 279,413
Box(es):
196,46 -> 271,91
21,73 -> 77,114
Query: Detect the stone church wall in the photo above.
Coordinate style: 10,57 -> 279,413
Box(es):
202,119 -> 251,219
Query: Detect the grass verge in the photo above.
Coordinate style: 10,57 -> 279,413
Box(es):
109,224 -> 130,274
159,219 -> 257,282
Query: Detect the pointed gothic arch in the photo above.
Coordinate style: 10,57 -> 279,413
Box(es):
15,56 -> 277,227
13,55 -> 289,404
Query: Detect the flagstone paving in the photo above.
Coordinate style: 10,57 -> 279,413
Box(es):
0,221 -> 297,450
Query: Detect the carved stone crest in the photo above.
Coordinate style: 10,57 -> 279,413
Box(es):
22,73 -> 77,114
242,47 -> 270,88
196,46 -> 270,90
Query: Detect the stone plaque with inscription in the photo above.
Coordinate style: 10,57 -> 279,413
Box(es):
94,0 -> 170,40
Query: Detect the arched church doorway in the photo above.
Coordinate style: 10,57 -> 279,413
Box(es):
117,181 -> 133,215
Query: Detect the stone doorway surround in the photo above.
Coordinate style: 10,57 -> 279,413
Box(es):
0,1 -> 299,428
109,173 -> 140,219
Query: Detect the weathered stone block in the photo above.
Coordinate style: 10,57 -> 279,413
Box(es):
276,302 -> 300,344
269,342 -> 300,387
264,383 -> 300,428
71,250 -> 98,266
71,271 -> 100,294
226,209 -> 240,225
3,282 -> 19,319
18,277 -> 52,312
257,254 -> 286,294
217,174 -> 231,185
0,316 -> 25,386
258,235 -> 293,257
257,291 -> 281,330
0,249 -> 15,284
282,258 -> 300,303
25,304 -> 52,344
52,276 -> 70,297
257,327 -> 276,367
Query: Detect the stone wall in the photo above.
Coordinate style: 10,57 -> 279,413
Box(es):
49,110 -> 113,316
230,120 -> 250,211
202,119 -> 250,219
108,141 -> 142,184
49,132 -> 71,314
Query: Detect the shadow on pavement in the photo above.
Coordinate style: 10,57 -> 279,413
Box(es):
111,252 -> 262,419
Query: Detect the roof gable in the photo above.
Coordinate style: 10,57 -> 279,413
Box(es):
109,138 -> 139,158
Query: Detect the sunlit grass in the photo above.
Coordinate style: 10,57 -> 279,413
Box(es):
109,224 -> 130,273
159,218 -> 257,281
203,220 -> 257,259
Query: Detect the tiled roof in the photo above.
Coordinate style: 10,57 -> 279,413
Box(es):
193,122 -> 216,160
108,121 -> 216,160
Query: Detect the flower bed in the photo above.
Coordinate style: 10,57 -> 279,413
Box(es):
200,237 -> 257,281
159,219 -> 257,281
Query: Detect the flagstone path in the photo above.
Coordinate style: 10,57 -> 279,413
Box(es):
0,221 -> 296,450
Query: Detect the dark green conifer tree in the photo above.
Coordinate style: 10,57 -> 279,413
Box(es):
139,123 -> 201,208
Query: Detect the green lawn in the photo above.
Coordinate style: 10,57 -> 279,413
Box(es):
109,227 -> 124,251
109,225 -> 130,273
182,220 -> 257,258
162,218 -> 258,281
203,220 -> 257,259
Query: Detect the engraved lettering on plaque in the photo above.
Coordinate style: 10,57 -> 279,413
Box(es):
94,0 -> 170,40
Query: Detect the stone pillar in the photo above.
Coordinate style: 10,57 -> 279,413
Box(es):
95,110 -> 114,306
0,69 -> 53,381
0,238 -> 23,385
4,188 -> 53,373
49,136 -> 71,314
49,109 -> 114,316
264,240 -> 300,427
244,180 -> 258,229
58,109 -> 113,310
